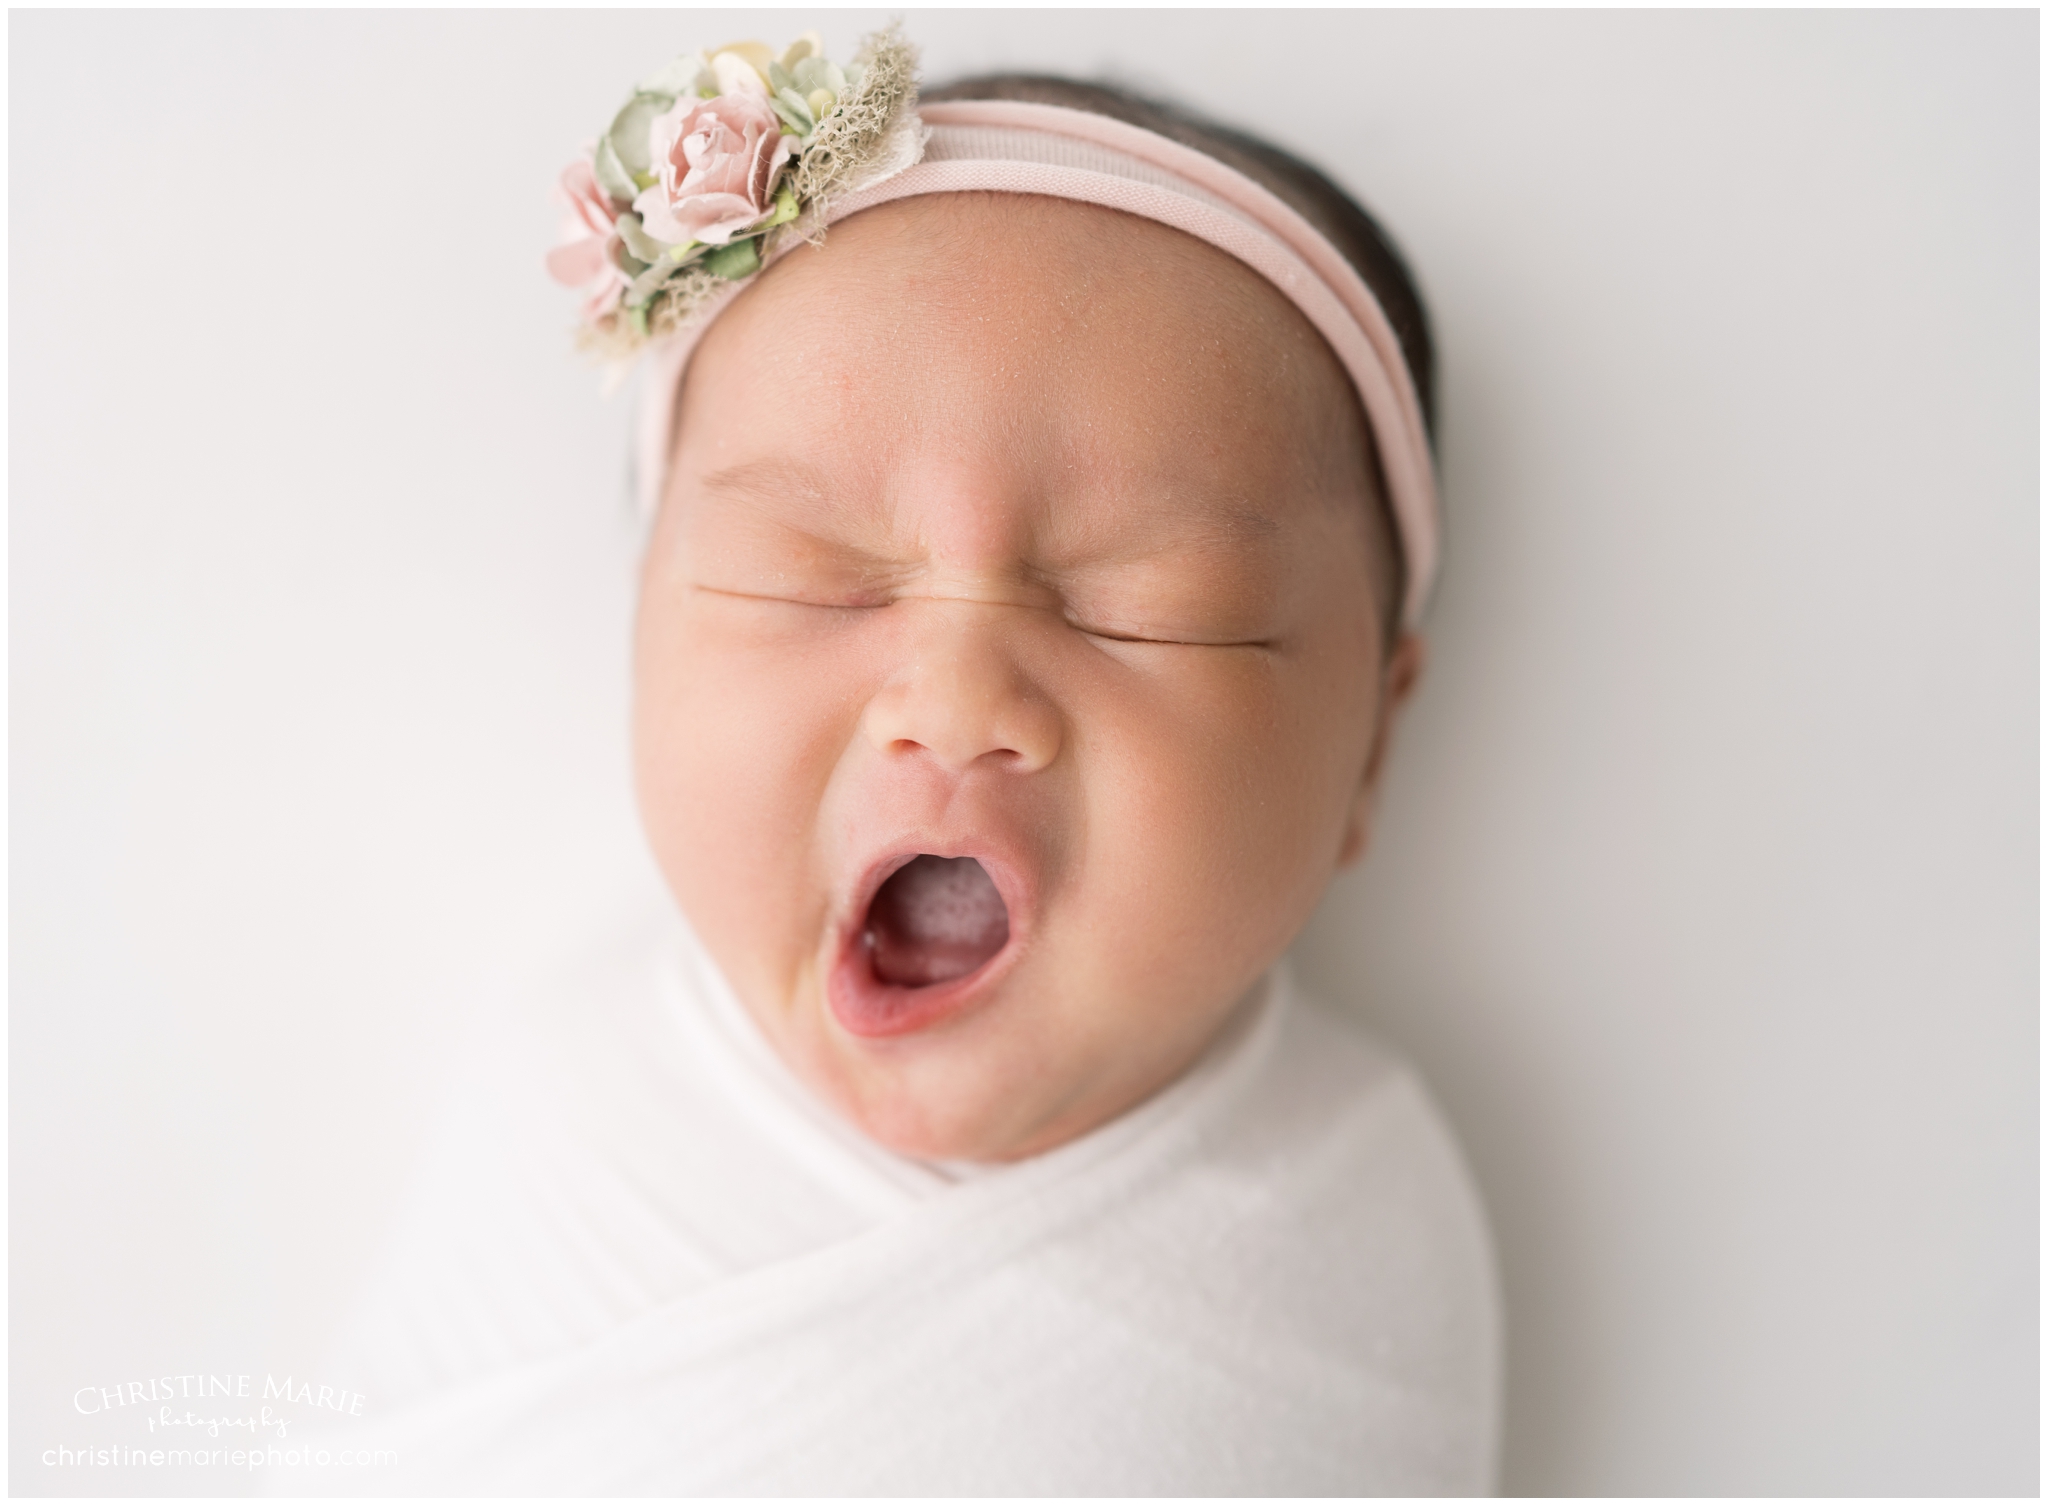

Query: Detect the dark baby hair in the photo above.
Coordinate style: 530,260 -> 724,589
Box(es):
923,73 -> 1436,640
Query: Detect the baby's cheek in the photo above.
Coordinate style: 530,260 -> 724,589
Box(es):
634,594 -> 876,993
1066,647 -> 1333,973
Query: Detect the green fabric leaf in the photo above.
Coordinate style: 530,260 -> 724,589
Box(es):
791,56 -> 844,97
703,237 -> 762,281
615,211 -> 674,265
611,240 -> 651,278
624,258 -> 678,307
592,136 -> 638,203
764,186 -> 799,229
605,92 -> 673,178
771,88 -> 814,137
767,60 -> 794,94
639,52 -> 706,97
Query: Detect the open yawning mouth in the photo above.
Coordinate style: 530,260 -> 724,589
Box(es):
867,856 -> 1011,986
829,854 -> 1019,1037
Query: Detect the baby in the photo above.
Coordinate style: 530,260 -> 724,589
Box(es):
304,30 -> 1496,1497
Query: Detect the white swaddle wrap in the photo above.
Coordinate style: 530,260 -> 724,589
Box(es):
291,916 -> 1499,1495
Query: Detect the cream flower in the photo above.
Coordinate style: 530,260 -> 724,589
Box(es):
708,46 -> 771,98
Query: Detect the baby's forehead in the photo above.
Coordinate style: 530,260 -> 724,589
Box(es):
685,193 -> 1373,493
750,192 -> 1324,347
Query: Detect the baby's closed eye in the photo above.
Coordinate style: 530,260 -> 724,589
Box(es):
674,502 -> 1291,650
688,557 -> 1277,643
1055,566 -> 1288,650
1063,614 -> 1278,650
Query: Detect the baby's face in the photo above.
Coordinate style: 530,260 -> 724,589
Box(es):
636,195 -> 1418,1161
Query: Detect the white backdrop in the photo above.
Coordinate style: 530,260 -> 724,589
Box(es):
11,9 -> 2036,1496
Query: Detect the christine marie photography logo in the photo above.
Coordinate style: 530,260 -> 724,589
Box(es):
43,1371 -> 392,1477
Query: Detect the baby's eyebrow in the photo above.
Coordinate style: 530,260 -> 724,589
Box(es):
692,457 -> 914,584
695,457 -> 881,527
1039,497 -> 1285,570
696,459 -> 1292,576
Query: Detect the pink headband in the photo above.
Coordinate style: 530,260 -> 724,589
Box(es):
636,100 -> 1440,628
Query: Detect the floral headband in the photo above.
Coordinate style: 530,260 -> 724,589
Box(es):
548,28 -> 1443,627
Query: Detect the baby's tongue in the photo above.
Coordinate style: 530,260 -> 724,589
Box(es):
866,856 -> 1010,988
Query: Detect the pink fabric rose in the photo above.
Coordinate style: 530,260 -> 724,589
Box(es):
545,158 -> 628,320
634,91 -> 795,247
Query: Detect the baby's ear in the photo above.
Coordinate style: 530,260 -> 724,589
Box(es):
1336,632 -> 1428,869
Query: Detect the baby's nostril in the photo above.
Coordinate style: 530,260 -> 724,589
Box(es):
865,856 -> 1010,988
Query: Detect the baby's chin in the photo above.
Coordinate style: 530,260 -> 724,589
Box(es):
755,933 -> 1220,1167
784,901 -> 1079,1163
790,992 -> 1233,1165
801,1034 -> 1069,1164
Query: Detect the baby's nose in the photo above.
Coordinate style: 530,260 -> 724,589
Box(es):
861,603 -> 1062,776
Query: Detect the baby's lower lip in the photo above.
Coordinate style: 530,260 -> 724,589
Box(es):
826,949 -> 1003,1037
826,855 -> 1022,1038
